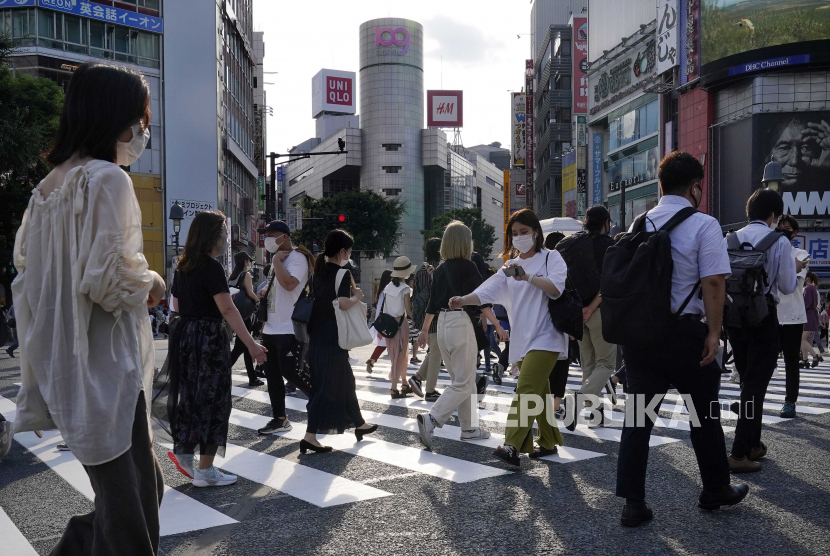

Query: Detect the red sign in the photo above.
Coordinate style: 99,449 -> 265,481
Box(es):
572,17 -> 588,114
427,90 -> 464,128
327,77 -> 352,106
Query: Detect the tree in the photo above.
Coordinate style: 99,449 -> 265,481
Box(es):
422,207 -> 497,260
0,34 -> 64,301
291,189 -> 405,260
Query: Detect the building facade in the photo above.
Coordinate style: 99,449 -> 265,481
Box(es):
3,0 -> 165,274
164,0 -> 261,273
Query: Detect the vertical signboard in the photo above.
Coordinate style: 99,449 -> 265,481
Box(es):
572,17 -> 588,115
257,176 -> 265,211
525,60 -> 534,210
511,93 -> 527,168
277,166 -> 284,220
503,169 -> 511,254
679,0 -> 700,85
592,133 -> 603,206
562,150 -> 577,218
657,0 -> 679,75
577,115 -> 587,147
226,217 -> 233,276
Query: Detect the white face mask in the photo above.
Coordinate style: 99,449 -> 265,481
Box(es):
513,234 -> 535,254
264,235 -> 284,253
116,123 -> 149,166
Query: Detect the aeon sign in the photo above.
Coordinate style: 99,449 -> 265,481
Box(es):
374,27 -> 410,55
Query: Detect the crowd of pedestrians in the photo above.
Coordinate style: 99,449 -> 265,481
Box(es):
0,61 -> 824,556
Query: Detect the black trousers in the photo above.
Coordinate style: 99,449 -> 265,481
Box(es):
549,357 -> 570,398
230,334 -> 256,382
261,333 -> 306,419
617,319 -> 729,502
779,323 -> 803,403
727,308 -> 780,458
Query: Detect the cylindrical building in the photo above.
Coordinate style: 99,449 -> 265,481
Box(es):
359,18 -> 425,268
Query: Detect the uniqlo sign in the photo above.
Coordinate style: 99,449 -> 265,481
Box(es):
312,69 -> 356,118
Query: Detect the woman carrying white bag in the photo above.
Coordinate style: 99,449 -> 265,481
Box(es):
382,257 -> 417,398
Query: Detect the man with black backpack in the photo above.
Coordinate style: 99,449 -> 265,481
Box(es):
556,205 -> 616,428
603,151 -> 747,527
724,189 -> 799,473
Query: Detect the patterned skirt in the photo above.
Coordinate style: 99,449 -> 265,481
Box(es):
167,316 -> 232,457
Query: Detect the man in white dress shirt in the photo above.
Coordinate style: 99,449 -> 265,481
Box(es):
616,151 -> 748,527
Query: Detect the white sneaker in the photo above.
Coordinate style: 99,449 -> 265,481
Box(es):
417,413 -> 435,450
348,357 -> 359,365
168,451 -> 197,479
192,466 -> 237,487
0,421 -> 12,459
461,428 -> 491,441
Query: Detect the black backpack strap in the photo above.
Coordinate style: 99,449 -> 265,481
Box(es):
660,206 -> 698,233
753,231 -> 783,253
675,280 -> 701,316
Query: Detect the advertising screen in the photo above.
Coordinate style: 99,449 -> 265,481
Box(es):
753,111 -> 830,217
701,0 -> 830,67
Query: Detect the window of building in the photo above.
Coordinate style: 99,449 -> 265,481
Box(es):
492,197 -> 504,208
608,98 -> 659,152
382,166 -> 402,173
554,74 -> 571,90
383,188 -> 402,196
382,143 -> 402,151
2,8 -> 36,46
485,176 -> 496,187
288,166 -> 314,186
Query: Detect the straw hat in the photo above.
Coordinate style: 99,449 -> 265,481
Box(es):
391,256 -> 417,278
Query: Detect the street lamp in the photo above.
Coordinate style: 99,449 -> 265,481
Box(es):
169,201 -> 184,261
762,160 -> 784,192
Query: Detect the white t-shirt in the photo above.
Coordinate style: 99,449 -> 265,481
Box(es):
262,250 -> 310,335
382,282 -> 412,318
474,248 -> 568,363
777,248 -> 809,325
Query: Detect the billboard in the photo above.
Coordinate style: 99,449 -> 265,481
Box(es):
657,0 -> 680,74
792,232 -> 830,266
572,17 -> 589,114
526,60 -> 534,210
427,90 -> 464,128
592,133 -> 603,206
511,93 -> 527,168
312,69 -> 356,118
562,150 -> 577,218
754,111 -> 830,217
680,0 -> 701,84
701,0 -> 830,69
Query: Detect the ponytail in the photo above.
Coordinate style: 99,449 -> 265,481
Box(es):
314,253 -> 328,277
391,277 -> 401,287
295,244 -> 316,275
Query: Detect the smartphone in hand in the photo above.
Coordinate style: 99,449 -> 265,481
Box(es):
503,265 -> 526,277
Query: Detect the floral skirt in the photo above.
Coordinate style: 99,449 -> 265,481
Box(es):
167,316 -> 231,457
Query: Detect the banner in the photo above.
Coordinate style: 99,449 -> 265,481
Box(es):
592,133 -> 603,206
657,0 -> 679,74
572,17 -> 588,114
525,60 -> 534,209
511,93 -> 527,168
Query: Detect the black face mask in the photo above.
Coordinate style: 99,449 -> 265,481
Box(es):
776,228 -> 795,241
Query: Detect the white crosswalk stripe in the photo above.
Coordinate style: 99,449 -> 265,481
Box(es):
0,506 -> 38,556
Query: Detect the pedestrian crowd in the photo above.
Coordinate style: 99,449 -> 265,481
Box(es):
0,62 -> 821,555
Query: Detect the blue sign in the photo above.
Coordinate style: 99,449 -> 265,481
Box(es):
728,54 -> 809,77
592,133 -> 602,206
0,0 -> 37,6
35,0 -> 163,34
277,167 -> 283,182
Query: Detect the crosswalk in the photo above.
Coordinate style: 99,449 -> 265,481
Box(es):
2,352 -> 830,548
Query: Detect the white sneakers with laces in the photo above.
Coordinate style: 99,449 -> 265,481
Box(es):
192,466 -> 238,487
460,428 -> 491,441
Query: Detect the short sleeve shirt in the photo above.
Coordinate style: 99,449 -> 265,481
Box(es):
308,263 -> 353,332
263,250 -> 310,335
172,258 -> 229,319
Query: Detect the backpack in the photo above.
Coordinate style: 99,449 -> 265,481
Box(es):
600,206 -> 699,348
555,231 -> 605,302
723,230 -> 781,328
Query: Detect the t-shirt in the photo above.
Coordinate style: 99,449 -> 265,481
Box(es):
474,249 -> 568,363
262,250 -> 310,336
308,263 -> 353,333
172,257 -> 229,319
382,282 -> 412,318
425,259 -> 487,315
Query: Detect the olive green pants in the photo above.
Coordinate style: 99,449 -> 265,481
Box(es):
505,350 -> 565,453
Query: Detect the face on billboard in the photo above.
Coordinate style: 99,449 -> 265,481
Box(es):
758,114 -> 830,190
701,0 -> 830,66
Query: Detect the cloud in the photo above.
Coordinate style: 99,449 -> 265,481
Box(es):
422,16 -> 505,64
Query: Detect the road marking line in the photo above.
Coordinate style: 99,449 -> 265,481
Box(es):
0,507 -> 38,556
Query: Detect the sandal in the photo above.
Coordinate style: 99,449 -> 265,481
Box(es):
529,445 -> 559,459
493,445 -> 520,466
390,389 -> 404,399
400,384 -> 413,396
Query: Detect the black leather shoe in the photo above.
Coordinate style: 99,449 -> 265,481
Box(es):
620,503 -> 653,527
698,483 -> 749,511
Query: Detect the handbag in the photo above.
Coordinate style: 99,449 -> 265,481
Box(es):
371,294 -> 404,338
255,274 -> 275,323
233,291 -> 257,321
291,277 -> 315,343
544,252 -> 584,340
333,269 -> 374,350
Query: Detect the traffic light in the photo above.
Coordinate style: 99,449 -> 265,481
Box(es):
324,213 -> 348,224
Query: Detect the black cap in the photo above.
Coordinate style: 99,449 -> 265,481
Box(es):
585,205 -> 611,222
259,220 -> 290,234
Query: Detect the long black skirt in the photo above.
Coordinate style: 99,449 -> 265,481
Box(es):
306,321 -> 365,435
167,316 -> 232,457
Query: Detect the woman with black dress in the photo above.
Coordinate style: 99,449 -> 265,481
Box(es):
228,252 -> 263,387
302,230 -> 378,453
167,211 -> 267,486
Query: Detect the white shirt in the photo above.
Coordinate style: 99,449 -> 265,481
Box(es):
778,268 -> 808,325
474,248 -> 568,363
262,249 -> 309,335
731,221 -> 797,304
12,160 -> 155,466
631,196 -> 732,315
382,282 -> 411,318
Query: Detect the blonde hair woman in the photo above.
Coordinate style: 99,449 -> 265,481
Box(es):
416,222 -> 507,449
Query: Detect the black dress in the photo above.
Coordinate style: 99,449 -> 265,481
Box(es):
168,257 -> 232,457
306,263 -> 366,434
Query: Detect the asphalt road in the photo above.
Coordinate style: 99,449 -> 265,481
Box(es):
2,340 -> 830,556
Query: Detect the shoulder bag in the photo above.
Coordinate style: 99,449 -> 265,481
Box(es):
255,274 -> 275,323
544,252 -> 584,340
333,269 -> 374,350
232,273 -> 258,321
372,293 -> 404,338
291,276 -> 315,343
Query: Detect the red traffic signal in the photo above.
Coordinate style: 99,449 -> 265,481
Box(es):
338,214 -> 346,222
324,213 -> 348,224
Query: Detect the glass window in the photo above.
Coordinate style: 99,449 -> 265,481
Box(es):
646,100 -> 658,136
621,111 -> 636,146
140,0 -> 160,9
89,20 -> 106,49
13,9 -> 30,38
64,15 -> 83,44
561,40 -> 571,56
114,26 -> 130,53
38,9 -> 56,39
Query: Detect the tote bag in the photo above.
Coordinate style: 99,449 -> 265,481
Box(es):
333,269 -> 373,350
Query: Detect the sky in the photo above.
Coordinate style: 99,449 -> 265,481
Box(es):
252,0 -> 534,156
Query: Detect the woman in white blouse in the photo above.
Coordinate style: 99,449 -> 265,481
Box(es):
450,209 -> 568,466
13,63 -> 167,554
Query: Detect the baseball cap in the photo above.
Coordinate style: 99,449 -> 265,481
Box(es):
258,220 -> 290,234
